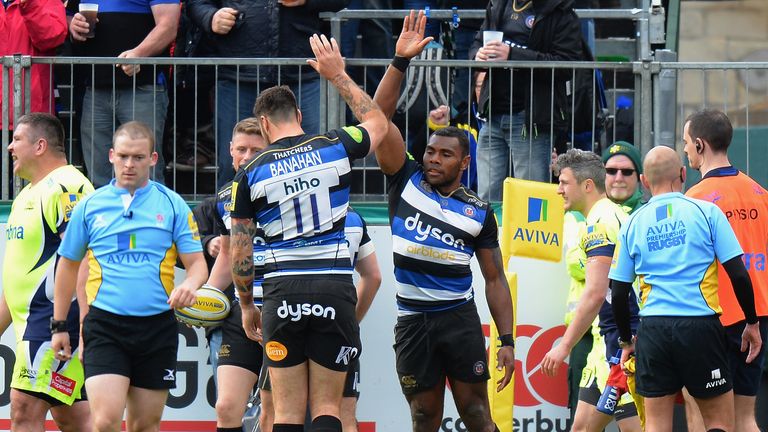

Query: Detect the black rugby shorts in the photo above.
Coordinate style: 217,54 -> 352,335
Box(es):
394,301 -> 490,395
83,307 -> 178,389
218,304 -> 264,374
635,315 -> 731,399
261,276 -> 361,372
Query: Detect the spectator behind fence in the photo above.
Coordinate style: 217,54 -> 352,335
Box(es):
164,2 -> 218,171
186,0 -> 349,188
66,0 -> 179,188
470,0 -> 583,200
602,141 -> 645,213
403,0 -> 490,118
0,0 -> 67,130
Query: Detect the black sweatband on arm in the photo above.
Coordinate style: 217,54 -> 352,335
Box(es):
498,334 -> 515,348
391,55 -> 411,73
610,279 -> 634,342
722,255 -> 758,324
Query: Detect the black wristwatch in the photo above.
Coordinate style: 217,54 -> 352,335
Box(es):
49,318 -> 68,334
498,334 -> 515,348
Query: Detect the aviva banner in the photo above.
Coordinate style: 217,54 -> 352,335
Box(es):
500,179 -> 564,262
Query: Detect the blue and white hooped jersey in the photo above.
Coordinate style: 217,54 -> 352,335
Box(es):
58,180 -> 202,316
214,181 -> 265,306
231,127 -> 371,278
345,208 -> 374,266
387,159 -> 498,314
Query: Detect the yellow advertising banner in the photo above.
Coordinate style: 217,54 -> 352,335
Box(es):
500,178 -> 564,262
488,272 -> 517,430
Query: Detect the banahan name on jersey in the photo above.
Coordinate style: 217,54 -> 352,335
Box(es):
231,127 -> 371,278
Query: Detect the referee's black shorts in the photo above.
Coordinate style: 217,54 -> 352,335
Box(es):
724,317 -> 768,396
394,301 -> 489,396
83,307 -> 178,389
635,315 -> 731,399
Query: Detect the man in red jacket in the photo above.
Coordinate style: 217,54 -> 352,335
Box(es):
0,0 -> 68,130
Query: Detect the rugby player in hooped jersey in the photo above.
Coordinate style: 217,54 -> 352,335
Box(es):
202,118 -> 268,432
372,10 -> 515,432
228,32 -> 388,432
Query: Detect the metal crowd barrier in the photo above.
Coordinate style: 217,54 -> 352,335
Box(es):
4,52 -> 768,201
2,55 -> 637,201
2,4 -> 663,201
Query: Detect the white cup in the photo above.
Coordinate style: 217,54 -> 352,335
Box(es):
483,30 -> 504,46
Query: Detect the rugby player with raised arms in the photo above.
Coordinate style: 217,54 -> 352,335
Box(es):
372,10 -> 515,432
228,30 -> 387,432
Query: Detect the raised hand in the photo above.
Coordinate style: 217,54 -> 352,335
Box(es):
395,10 -> 434,60
307,34 -> 345,81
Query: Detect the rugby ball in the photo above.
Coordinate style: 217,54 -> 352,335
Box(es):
174,284 -> 231,328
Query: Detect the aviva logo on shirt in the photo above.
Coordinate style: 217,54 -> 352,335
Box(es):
110,233 -> 149,264
527,197 -> 549,223
117,233 -> 137,250
61,193 -> 82,222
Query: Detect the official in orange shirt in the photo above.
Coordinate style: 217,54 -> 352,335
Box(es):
684,109 -> 768,432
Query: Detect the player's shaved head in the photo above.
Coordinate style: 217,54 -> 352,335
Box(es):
643,146 -> 681,187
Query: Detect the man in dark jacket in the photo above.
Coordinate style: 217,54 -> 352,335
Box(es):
186,0 -> 349,188
470,0 -> 583,200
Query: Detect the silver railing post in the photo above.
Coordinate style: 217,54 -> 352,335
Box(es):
1,56 -> 10,200
11,54 -> 31,196
653,50 -> 677,149
636,59 -> 657,157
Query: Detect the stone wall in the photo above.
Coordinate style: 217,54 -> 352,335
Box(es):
678,0 -> 768,126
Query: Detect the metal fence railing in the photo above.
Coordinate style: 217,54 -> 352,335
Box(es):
3,28 -> 768,200
2,55 -> 639,201
3,4 -> 663,201
7,55 -> 768,199
663,62 -> 768,189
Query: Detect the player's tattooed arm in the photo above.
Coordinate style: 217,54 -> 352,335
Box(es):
331,74 -> 378,121
230,217 -> 256,294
